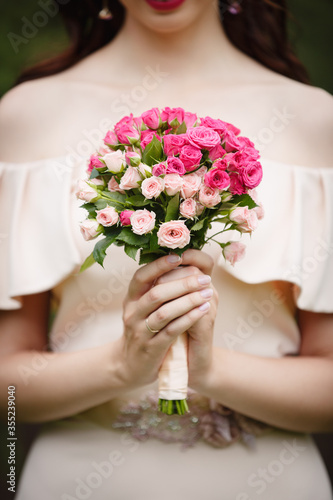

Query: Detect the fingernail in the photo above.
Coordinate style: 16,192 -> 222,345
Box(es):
199,302 -> 210,312
167,254 -> 181,263
200,288 -> 213,298
197,275 -> 211,285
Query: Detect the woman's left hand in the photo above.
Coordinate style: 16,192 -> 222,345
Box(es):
155,249 -> 218,391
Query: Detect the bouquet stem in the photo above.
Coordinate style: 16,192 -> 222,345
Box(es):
158,332 -> 189,416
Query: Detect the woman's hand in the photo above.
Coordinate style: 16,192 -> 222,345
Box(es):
113,252 -> 214,391
154,249 -> 218,392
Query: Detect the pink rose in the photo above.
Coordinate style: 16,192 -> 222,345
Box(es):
87,154 -> 103,174
179,145 -> 202,172
180,173 -> 202,198
125,151 -> 141,167
75,180 -> 99,202
179,198 -> 197,219
107,176 -> 125,194
223,241 -> 246,266
141,176 -> 164,199
161,107 -> 185,127
120,210 -> 134,226
119,166 -> 142,190
222,130 -> 241,153
164,174 -> 184,196
229,173 -> 246,195
115,114 -> 134,130
96,206 -> 119,227
201,117 -> 240,136
230,206 -> 258,233
208,144 -> 227,161
103,150 -> 126,173
184,111 -> 198,128
187,126 -> 221,150
213,158 -> 228,170
163,134 -> 187,156
157,220 -> 190,249
204,169 -> 230,191
116,124 -> 140,145
130,209 -> 156,235
152,162 -> 167,176
141,107 -> 161,130
166,156 -> 186,175
140,130 -> 162,150
104,130 -> 118,147
80,219 -> 101,241
198,185 -> 221,207
240,161 -> 263,189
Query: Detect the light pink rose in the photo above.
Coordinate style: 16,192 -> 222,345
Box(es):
229,173 -> 246,195
163,134 -> 187,156
75,180 -> 99,202
157,220 -> 190,249
230,206 -> 258,233
196,202 -> 205,215
116,124 -> 140,145
140,130 -> 162,150
103,150 -> 126,173
125,151 -> 141,167
87,154 -> 104,174
120,210 -> 134,226
80,219 -> 101,241
187,126 -> 221,150
204,169 -> 230,191
180,173 -> 202,198
223,241 -> 246,266
179,198 -> 197,219
164,174 -> 184,196
248,189 -> 264,220
141,176 -> 164,199
138,163 -> 152,178
179,145 -> 202,172
240,161 -> 263,189
208,144 -> 227,161
152,162 -> 167,176
96,206 -> 119,227
107,176 -> 125,194
119,166 -> 141,190
166,156 -> 186,175
198,185 -> 221,207
195,166 -> 208,178
141,107 -> 161,130
104,130 -> 118,147
161,107 -> 185,127
130,209 -> 156,235
89,178 -> 104,186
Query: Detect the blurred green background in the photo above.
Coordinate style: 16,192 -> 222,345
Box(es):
0,0 -> 333,96
0,0 -> 332,498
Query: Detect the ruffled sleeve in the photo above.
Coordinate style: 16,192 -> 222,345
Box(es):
219,160 -> 333,313
0,158 -> 82,310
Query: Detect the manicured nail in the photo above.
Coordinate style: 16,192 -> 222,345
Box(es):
197,275 -> 211,285
199,302 -> 210,312
200,288 -> 213,298
167,254 -> 181,263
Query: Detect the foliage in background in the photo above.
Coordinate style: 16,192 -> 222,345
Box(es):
0,0 -> 332,97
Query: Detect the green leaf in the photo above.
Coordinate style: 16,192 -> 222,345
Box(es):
149,231 -> 159,252
92,229 -> 121,267
81,203 -> 97,217
90,168 -> 100,179
232,194 -> 258,209
115,227 -> 150,247
101,191 -> 126,209
190,219 -> 205,231
142,135 -> 163,166
165,193 -> 179,222
139,251 -> 163,265
80,252 -> 96,272
176,121 -> 187,134
94,199 -> 108,210
124,244 -> 139,261
126,195 -> 151,207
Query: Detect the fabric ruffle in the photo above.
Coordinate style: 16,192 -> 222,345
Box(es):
0,158 -> 81,309
218,160 -> 333,312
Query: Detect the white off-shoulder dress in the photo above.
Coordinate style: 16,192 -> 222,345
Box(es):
0,156 -> 332,500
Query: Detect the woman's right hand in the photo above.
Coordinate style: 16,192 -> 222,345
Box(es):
113,253 -> 213,391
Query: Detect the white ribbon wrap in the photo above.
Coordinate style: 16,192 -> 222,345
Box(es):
158,332 -> 188,400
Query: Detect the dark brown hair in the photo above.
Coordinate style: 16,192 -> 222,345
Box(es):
16,0 -> 309,85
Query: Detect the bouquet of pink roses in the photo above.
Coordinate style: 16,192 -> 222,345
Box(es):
76,107 -> 263,415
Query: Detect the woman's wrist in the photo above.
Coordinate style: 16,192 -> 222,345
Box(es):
189,346 -> 230,399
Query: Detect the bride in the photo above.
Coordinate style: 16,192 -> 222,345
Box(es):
0,1 -> 332,499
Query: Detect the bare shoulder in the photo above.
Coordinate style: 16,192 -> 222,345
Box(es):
0,76 -> 69,162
